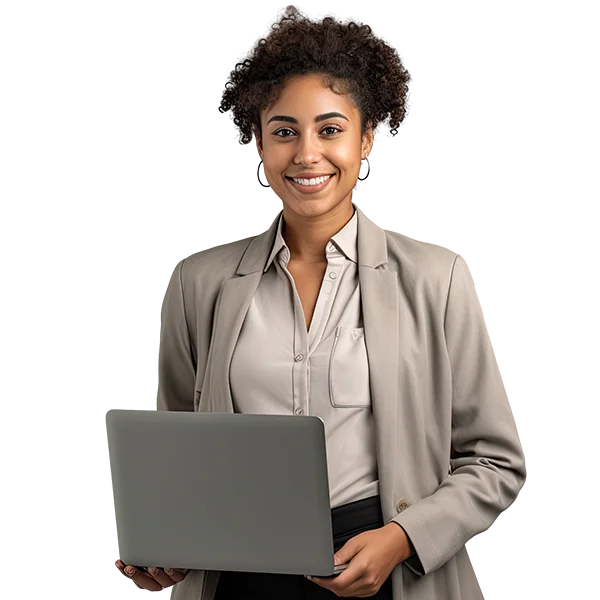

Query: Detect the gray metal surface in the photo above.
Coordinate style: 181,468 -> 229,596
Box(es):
106,410 -> 342,576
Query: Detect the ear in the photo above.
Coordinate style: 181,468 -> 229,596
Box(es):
254,126 -> 263,160
361,120 -> 374,159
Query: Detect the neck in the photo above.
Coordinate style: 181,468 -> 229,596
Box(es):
281,200 -> 355,264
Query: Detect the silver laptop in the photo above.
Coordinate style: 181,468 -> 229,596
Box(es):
105,410 -> 349,577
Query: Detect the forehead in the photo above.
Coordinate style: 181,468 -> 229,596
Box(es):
264,73 -> 358,121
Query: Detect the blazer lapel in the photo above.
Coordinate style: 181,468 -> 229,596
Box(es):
197,207 -> 282,415
198,272 -> 263,414
355,206 -> 400,517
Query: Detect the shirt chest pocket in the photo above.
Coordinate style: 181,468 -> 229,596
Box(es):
328,326 -> 371,408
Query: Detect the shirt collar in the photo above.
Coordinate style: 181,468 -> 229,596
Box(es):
263,211 -> 289,273
330,206 -> 358,263
264,206 -> 358,272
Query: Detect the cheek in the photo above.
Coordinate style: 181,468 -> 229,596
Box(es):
337,161 -> 361,180
332,147 -> 362,172
260,161 -> 275,181
263,155 -> 288,175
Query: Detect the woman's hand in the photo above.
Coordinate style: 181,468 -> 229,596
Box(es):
305,523 -> 410,598
115,559 -> 189,591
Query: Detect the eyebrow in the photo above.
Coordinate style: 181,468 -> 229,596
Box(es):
266,111 -> 349,125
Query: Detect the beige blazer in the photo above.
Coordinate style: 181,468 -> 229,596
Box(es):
158,203 -> 527,600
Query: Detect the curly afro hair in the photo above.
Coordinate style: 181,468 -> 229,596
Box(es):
219,5 -> 412,146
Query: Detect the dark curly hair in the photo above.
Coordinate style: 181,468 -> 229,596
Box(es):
219,5 -> 412,145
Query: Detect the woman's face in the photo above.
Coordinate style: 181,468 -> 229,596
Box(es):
256,73 -> 373,221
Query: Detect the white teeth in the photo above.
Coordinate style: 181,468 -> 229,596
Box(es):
291,175 -> 332,186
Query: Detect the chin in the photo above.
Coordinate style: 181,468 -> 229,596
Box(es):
279,194 -> 352,218
286,196 -> 348,218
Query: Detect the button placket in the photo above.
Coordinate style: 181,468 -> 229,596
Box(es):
293,297 -> 308,417
326,254 -> 343,281
277,253 -> 309,418
309,254 -> 343,352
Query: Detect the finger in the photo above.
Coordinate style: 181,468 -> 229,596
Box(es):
163,567 -> 189,582
329,572 -> 373,598
115,561 -> 130,578
122,564 -> 164,591
146,567 -> 180,587
306,575 -> 333,590
309,575 -> 346,597
115,560 -> 126,568
309,561 -> 365,596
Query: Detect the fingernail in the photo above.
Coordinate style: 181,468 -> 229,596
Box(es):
125,567 -> 135,576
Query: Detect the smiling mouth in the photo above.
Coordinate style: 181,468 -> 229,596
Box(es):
285,173 -> 334,186
284,173 -> 336,195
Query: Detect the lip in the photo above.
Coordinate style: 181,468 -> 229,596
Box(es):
287,172 -> 334,179
286,174 -> 335,194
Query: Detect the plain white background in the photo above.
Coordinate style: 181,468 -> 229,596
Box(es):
0,0 -> 600,598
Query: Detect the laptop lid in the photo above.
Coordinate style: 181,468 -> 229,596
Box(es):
106,410 -> 345,576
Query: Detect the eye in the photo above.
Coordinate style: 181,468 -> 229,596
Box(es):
322,126 -> 342,135
273,127 -> 294,138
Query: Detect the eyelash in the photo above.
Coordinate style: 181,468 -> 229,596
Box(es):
272,125 -> 343,138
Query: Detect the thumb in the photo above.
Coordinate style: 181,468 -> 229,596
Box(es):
333,538 -> 362,566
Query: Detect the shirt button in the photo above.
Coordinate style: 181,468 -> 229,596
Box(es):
329,272 -> 337,279
295,408 -> 304,415
295,354 -> 304,361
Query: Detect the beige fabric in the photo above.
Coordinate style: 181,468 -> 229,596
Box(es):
158,202 -> 527,600
230,207 -> 380,510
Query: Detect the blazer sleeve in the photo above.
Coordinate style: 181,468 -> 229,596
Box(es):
156,258 -> 196,412
392,254 -> 527,576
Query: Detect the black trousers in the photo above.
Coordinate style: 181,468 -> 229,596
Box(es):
214,494 -> 393,600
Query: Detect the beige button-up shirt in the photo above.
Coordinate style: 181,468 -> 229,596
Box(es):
229,207 -> 380,510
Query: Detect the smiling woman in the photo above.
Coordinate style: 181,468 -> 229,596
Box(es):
137,5 -> 527,600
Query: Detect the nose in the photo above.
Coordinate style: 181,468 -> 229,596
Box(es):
293,132 -> 323,166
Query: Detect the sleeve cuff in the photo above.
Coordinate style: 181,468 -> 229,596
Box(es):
387,512 -> 430,577
388,517 -> 425,577
403,552 -> 426,577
